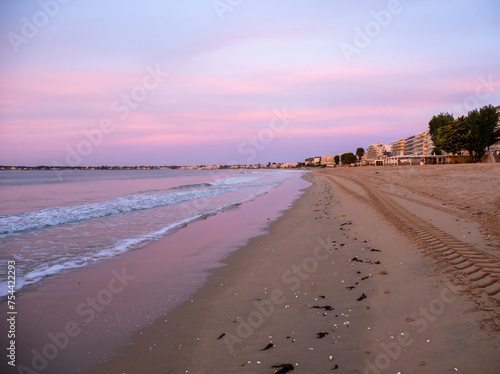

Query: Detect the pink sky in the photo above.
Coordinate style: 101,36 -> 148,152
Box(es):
1,0 -> 499,166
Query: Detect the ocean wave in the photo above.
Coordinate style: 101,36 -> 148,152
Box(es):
0,195 -> 263,298
0,171 -> 303,299
0,187 -> 235,236
213,176 -> 262,186
0,214 -> 204,298
170,182 -> 212,190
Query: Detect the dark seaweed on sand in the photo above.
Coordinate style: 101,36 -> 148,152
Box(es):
311,305 -> 334,311
217,333 -> 226,340
272,363 -> 294,373
261,342 -> 274,351
357,293 -> 367,301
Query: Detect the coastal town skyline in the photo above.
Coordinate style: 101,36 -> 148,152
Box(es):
1,1 -> 500,167
3,102 -> 498,169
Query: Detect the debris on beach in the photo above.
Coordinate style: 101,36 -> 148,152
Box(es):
311,305 -> 334,311
361,276 -> 369,280
217,333 -> 226,340
261,342 -> 275,351
377,271 -> 388,275
346,286 -> 356,290
370,248 -> 382,252
272,363 -> 295,373
316,332 -> 329,339
350,257 -> 363,262
357,293 -> 367,301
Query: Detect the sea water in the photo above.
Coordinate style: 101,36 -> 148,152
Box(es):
0,169 -> 305,299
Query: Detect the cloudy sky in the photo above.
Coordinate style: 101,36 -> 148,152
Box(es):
1,0 -> 499,166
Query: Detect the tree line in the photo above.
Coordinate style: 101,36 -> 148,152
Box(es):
429,105 -> 499,162
331,148 -> 364,165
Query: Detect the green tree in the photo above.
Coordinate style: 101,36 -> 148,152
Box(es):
334,155 -> 340,165
356,147 -> 365,162
341,152 -> 357,165
481,105 -> 500,149
431,148 -> 443,155
438,116 -> 468,155
466,105 -> 499,162
429,112 -> 454,151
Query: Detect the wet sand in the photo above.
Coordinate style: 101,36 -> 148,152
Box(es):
87,164 -> 500,373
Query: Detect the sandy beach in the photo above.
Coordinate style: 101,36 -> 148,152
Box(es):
88,164 -> 500,374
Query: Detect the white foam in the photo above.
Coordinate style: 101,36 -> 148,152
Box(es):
0,215 -> 203,298
0,186 -> 237,236
213,176 -> 262,186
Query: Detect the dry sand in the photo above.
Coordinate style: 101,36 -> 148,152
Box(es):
88,164 -> 500,374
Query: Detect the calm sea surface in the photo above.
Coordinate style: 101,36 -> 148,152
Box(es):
0,169 -> 305,298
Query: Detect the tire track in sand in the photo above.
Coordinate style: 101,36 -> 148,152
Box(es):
322,173 -> 500,304
360,173 -> 500,250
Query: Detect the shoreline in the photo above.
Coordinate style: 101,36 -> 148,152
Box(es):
88,164 -> 500,373
0,172 -> 310,374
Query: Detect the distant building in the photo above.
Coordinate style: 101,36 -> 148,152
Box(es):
305,157 -> 314,166
313,156 -> 321,166
321,155 -> 336,166
403,135 -> 415,156
491,105 -> 500,153
365,143 -> 391,160
391,132 -> 434,157
280,162 -> 299,168
200,165 -> 220,170
413,131 -> 434,156
391,138 -> 407,156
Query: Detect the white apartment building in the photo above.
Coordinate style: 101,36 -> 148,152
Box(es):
365,143 -> 391,160
321,155 -> 336,166
390,138 -> 407,156
413,131 -> 434,156
491,105 -> 500,152
391,131 -> 434,157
